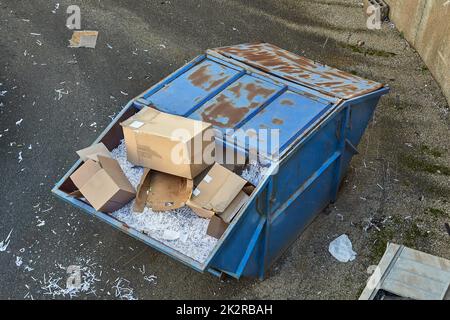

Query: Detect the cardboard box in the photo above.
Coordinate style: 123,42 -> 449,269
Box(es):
70,143 -> 136,213
187,163 -> 247,218
121,107 -> 215,179
134,168 -> 193,212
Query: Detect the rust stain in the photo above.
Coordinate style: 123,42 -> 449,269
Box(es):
272,118 -> 284,125
244,83 -> 275,101
188,63 -> 231,91
280,99 -> 294,106
229,82 -> 242,98
200,94 -> 249,128
188,64 -> 212,88
214,43 -> 384,99
206,77 -> 227,91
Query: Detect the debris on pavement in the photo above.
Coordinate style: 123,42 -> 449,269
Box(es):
112,277 -> 137,300
51,3 -> 60,14
0,229 -> 13,252
328,234 -> 357,262
15,256 -> 23,267
144,275 -> 157,285
41,259 -> 101,299
68,31 -> 99,48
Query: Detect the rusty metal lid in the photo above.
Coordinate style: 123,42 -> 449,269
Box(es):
212,43 -> 384,100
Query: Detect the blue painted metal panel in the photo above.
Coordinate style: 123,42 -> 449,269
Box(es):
52,43 -> 389,280
213,43 -> 384,100
147,59 -> 241,115
189,75 -> 281,130
228,90 -> 333,156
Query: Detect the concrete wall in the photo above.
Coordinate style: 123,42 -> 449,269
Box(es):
385,0 -> 450,105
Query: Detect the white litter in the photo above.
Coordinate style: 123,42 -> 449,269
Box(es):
18,151 -> 23,163
16,118 -> 23,126
52,3 -> 60,14
55,88 -> 68,100
112,278 -> 137,300
161,230 -> 180,241
144,275 -> 157,284
328,234 -> 357,263
41,259 -> 101,298
36,220 -> 45,227
0,229 -> 13,252
15,256 -> 23,267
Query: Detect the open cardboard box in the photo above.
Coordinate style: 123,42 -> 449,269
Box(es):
53,104 -> 264,264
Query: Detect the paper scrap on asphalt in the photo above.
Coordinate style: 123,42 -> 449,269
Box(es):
0,229 -> 13,252
69,31 -> 98,48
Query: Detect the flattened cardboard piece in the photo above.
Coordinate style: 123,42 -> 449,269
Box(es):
76,142 -> 112,162
134,169 -> 193,213
207,215 -> 229,239
134,168 -> 151,213
69,154 -> 135,213
188,163 -> 247,214
218,191 -> 249,223
121,107 -> 215,179
147,171 -> 193,211
69,31 -> 99,48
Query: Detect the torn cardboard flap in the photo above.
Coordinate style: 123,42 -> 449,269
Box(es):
188,163 -> 247,213
187,163 -> 248,221
206,191 -> 249,239
76,142 -> 112,162
121,107 -> 215,179
134,168 -> 193,213
70,147 -> 135,213
218,191 -> 249,223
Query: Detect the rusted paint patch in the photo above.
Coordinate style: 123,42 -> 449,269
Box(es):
244,83 -> 275,101
272,118 -> 284,125
280,99 -> 294,106
200,94 -> 249,128
188,64 -> 212,88
188,63 -> 231,91
229,82 -> 242,98
213,43 -> 385,100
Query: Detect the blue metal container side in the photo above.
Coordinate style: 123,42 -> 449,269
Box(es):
52,43 -> 389,279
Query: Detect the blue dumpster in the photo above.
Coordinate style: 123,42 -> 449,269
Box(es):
53,43 -> 389,279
